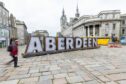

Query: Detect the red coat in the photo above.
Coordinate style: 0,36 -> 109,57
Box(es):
10,46 -> 18,56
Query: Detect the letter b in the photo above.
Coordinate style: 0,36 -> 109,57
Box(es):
45,37 -> 56,51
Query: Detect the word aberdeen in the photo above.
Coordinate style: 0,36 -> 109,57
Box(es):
23,37 -> 99,57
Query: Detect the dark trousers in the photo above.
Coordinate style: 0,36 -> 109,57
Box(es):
7,55 -> 18,67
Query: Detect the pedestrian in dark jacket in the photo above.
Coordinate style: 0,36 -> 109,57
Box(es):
6,38 -> 19,68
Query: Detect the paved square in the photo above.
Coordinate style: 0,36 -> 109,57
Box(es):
0,46 -> 126,84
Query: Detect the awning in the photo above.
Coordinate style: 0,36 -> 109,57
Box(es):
0,37 -> 6,41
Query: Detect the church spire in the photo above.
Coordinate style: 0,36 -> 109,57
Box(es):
62,8 -> 65,16
75,4 -> 80,18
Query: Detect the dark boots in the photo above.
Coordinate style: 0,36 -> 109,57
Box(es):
14,56 -> 19,67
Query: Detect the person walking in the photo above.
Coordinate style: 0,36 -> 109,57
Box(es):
6,38 -> 19,68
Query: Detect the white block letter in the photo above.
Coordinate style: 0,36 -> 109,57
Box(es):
27,37 -> 43,53
76,38 -> 82,48
92,38 -> 98,47
66,38 -> 74,50
58,38 -> 65,50
83,38 -> 88,48
88,38 -> 92,47
45,37 -> 56,51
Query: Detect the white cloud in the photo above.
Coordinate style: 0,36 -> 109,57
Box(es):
1,0 -> 126,36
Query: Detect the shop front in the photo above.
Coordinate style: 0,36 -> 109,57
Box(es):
0,37 -> 7,48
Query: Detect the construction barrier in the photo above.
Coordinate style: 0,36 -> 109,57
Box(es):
97,37 -> 110,46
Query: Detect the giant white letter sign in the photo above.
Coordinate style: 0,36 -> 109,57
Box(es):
23,37 -> 99,58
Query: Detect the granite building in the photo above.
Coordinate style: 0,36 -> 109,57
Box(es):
0,1 -> 9,48
16,20 -> 28,45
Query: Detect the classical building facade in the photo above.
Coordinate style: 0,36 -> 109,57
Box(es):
0,1 -> 9,48
31,30 -> 49,37
16,20 -> 28,45
61,9 -> 126,38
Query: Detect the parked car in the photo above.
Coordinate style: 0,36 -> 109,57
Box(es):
120,36 -> 126,45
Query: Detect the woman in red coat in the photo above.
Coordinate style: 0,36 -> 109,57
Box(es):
7,38 -> 19,67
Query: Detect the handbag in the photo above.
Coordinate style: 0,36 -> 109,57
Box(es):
7,45 -> 12,52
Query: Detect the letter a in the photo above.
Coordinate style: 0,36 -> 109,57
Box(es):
27,37 -> 43,53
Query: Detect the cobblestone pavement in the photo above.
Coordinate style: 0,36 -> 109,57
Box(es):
0,46 -> 126,84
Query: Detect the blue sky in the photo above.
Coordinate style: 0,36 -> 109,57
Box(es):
1,0 -> 126,36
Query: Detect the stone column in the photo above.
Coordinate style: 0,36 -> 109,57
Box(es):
99,25 -> 101,36
82,26 -> 85,36
88,26 -> 90,37
99,25 -> 101,37
93,25 -> 95,37
85,26 -> 88,36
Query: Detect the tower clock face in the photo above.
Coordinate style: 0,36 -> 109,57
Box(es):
61,16 -> 67,25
